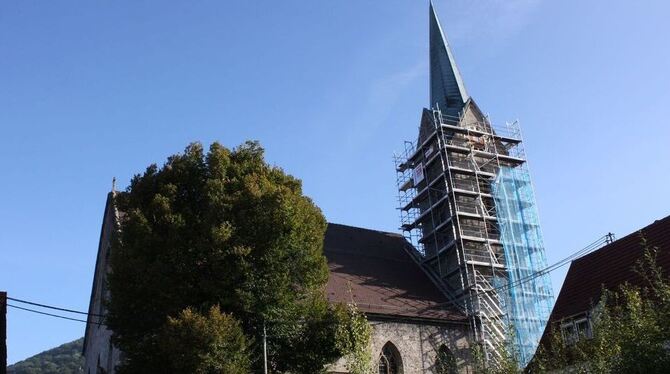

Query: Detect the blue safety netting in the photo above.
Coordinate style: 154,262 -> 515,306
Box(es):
492,166 -> 554,367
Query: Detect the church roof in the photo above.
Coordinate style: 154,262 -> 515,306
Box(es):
90,193 -> 464,324
429,0 -> 469,116
324,223 -> 466,322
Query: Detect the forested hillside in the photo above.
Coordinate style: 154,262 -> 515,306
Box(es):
7,338 -> 84,374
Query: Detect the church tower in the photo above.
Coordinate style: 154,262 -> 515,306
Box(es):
394,2 -> 554,366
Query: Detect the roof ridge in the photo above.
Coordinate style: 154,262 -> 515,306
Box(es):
326,222 -> 403,237
575,213 -> 670,263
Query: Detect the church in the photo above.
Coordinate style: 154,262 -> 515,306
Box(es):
83,192 -> 472,374
84,2 -> 552,373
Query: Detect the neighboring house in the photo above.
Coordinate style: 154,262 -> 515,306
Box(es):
83,193 -> 472,374
537,214 -> 670,349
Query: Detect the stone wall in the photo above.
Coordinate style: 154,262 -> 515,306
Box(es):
329,317 -> 472,373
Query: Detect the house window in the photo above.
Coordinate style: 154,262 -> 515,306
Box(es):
378,342 -> 402,374
561,316 -> 592,344
560,322 -> 577,344
575,318 -> 592,339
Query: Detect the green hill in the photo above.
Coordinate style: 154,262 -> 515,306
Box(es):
7,338 -> 84,374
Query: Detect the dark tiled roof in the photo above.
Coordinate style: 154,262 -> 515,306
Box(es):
550,214 -> 670,322
324,223 -> 466,322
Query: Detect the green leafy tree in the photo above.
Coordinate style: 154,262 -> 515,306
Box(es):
106,141 -> 343,373
147,306 -> 250,374
471,339 -> 521,374
333,303 -> 373,374
435,345 -> 458,374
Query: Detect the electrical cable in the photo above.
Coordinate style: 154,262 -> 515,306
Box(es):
6,235 -> 612,325
7,304 -> 103,325
7,296 -> 102,317
407,234 -> 612,313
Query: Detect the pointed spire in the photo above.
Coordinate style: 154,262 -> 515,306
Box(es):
429,1 -> 469,116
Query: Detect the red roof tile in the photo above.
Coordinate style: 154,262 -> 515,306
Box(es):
324,223 -> 466,322
550,214 -> 670,322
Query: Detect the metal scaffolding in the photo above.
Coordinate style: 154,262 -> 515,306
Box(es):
394,104 -> 553,367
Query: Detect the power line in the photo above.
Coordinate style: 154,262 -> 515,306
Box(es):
409,234 -> 612,313
7,297 -> 102,317
7,304 -> 102,325
494,235 -> 609,294
498,235 -> 609,292
6,235 -> 613,327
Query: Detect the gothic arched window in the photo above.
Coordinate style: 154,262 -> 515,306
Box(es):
435,344 -> 457,374
378,342 -> 403,374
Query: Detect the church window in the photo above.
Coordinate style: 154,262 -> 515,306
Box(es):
435,344 -> 457,374
378,342 -> 402,374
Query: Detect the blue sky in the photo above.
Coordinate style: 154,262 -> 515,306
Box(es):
2,0 -> 670,364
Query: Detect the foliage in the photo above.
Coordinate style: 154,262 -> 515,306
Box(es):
471,343 -> 487,373
435,345 -> 458,374
532,246 -> 670,373
471,339 -> 521,374
333,303 -> 373,374
7,338 -> 84,374
117,306 -> 250,374
265,296 -> 339,373
106,141 -> 340,373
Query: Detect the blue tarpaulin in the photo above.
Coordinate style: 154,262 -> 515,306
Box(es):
492,166 -> 554,366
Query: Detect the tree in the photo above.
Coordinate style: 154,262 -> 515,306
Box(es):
148,306 -> 250,374
435,345 -> 458,374
532,246 -> 670,373
471,339 -> 521,374
333,303 -> 373,374
7,338 -> 84,374
106,141 -> 343,373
